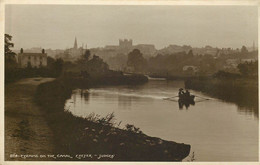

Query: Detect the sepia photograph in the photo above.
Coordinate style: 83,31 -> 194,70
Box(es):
2,1 -> 259,163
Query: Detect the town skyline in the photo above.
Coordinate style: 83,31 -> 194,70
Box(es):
10,37 -> 258,51
5,5 -> 258,50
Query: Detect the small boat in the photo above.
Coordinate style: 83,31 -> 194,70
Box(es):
178,95 -> 195,105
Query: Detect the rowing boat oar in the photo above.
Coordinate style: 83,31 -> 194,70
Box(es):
194,95 -> 210,100
163,96 -> 179,100
166,99 -> 179,102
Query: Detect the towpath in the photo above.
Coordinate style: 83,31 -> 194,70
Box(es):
5,78 -> 55,160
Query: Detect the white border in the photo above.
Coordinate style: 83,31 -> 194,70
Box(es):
0,0 -> 259,165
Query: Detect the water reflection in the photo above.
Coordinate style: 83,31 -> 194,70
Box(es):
80,89 -> 90,102
203,85 -> 258,118
237,106 -> 258,118
178,99 -> 195,110
118,95 -> 132,109
65,81 -> 258,161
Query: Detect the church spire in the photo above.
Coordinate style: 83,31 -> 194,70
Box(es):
74,37 -> 78,49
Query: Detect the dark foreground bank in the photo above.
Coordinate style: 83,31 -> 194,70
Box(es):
34,78 -> 191,161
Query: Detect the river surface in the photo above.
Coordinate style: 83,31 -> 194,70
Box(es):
65,80 -> 258,161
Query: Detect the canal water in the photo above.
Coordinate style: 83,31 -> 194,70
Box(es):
65,80 -> 258,161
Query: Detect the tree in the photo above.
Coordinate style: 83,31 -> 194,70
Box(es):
237,61 -> 258,77
83,49 -> 91,61
127,49 -> 147,72
5,34 -> 17,68
77,49 -> 91,65
86,55 -> 109,75
47,56 -> 56,67
5,34 -> 16,58
187,50 -> 194,58
53,58 -> 64,76
241,45 -> 248,54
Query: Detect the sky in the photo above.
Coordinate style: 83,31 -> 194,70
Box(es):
5,5 -> 258,50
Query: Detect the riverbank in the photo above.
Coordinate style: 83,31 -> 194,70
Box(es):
62,72 -> 149,89
147,74 -> 208,81
5,78 -> 56,160
34,78 -> 191,161
185,78 -> 258,116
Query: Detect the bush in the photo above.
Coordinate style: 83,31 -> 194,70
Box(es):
213,70 -> 241,79
86,112 -> 117,127
125,124 -> 143,134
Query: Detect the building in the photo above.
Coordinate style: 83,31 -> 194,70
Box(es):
119,39 -> 133,49
18,48 -> 47,68
224,59 -> 239,69
88,39 -> 157,71
247,41 -> 258,52
240,58 -> 257,63
158,45 -> 192,55
182,65 -> 198,75
183,65 -> 198,72
56,37 -> 86,61
14,47 -> 64,58
91,39 -> 156,58
67,37 -> 86,57
134,44 -> 156,56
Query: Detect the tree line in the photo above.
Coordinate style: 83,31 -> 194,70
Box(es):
125,47 -> 258,78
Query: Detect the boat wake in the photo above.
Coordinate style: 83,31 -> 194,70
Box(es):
89,89 -> 168,100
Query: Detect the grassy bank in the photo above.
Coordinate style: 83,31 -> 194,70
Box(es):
185,78 -> 258,116
34,78 -> 190,161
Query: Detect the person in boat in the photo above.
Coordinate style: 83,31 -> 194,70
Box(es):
178,88 -> 185,100
178,88 -> 184,97
184,90 -> 190,97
